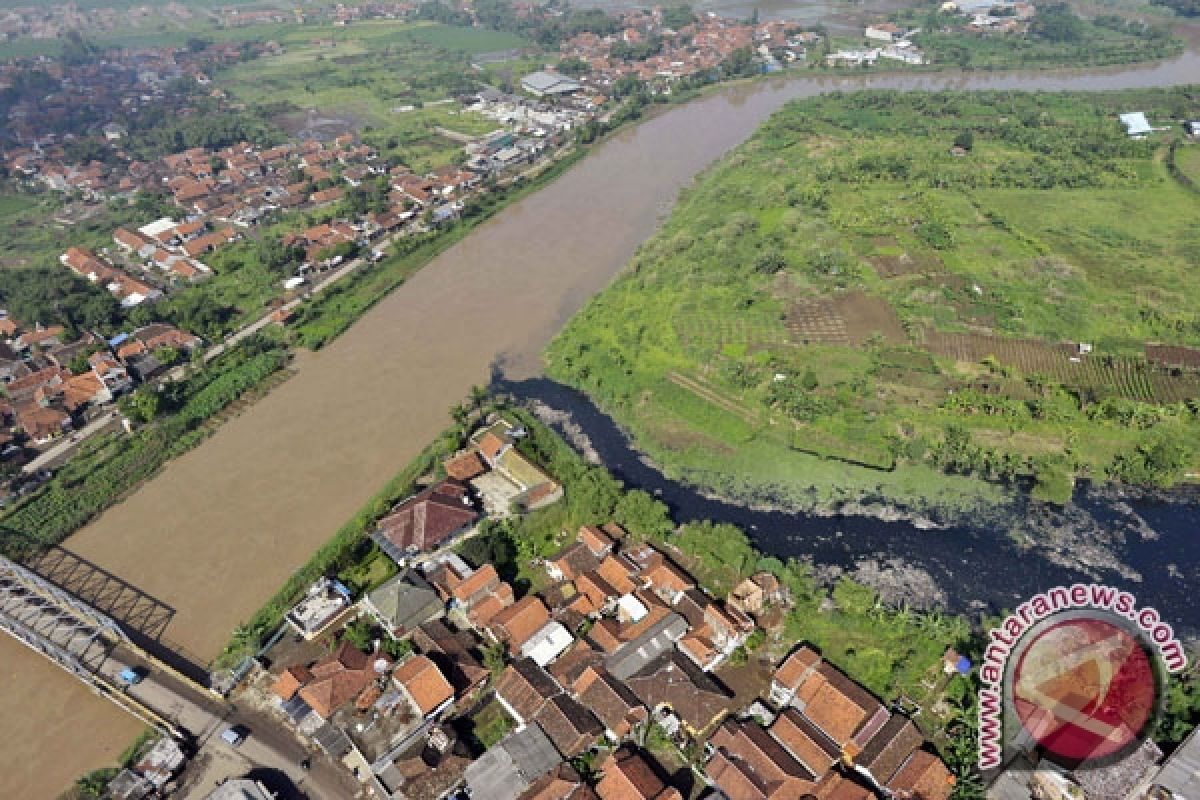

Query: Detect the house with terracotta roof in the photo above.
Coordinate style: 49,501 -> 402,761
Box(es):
470,420 -> 563,512
546,540 -> 601,583
490,595 -> 552,655
444,449 -> 488,481
853,714 -> 924,788
769,645 -> 821,708
298,641 -> 391,721
271,665 -> 314,702
393,654 -> 455,719
575,666 -> 648,741
769,707 -> 840,778
411,619 -> 490,697
679,599 -> 755,671
372,478 -> 480,564
519,763 -> 596,800
494,657 -> 562,729
771,648 -> 888,753
707,718 -> 817,799
534,694 -> 604,757
885,749 -> 955,800
625,652 -> 732,735
571,525 -> 611,556
595,748 -> 681,800
15,403 -> 71,444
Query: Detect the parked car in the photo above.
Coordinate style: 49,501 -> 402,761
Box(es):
221,726 -> 248,747
118,667 -> 145,686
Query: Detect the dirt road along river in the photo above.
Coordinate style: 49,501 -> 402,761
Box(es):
5,52 -> 1199,797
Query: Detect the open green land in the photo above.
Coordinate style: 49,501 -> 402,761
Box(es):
546,88 -> 1200,514
216,21 -> 525,171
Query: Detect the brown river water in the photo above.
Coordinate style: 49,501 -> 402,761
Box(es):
5,54 -> 1199,798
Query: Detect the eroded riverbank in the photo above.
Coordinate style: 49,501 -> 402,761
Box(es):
6,53 -> 1200,797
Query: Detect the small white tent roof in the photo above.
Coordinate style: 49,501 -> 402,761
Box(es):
1119,112 -> 1152,136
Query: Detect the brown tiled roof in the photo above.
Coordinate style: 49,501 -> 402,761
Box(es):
490,595 -> 551,653
595,748 -> 668,800
577,570 -> 620,610
451,563 -> 500,605
626,653 -> 732,733
595,555 -> 637,596
814,771 -> 875,800
774,646 -> 820,692
298,641 -> 393,720
548,641 -> 603,692
578,525 -> 615,557
552,541 -> 601,582
769,708 -> 839,776
271,665 -> 313,701
709,719 -> 815,799
393,655 -> 454,716
856,714 -> 923,785
495,658 -> 561,723
885,750 -> 954,800
469,584 -> 515,627
520,763 -> 598,800
377,479 -> 478,553
578,668 -> 647,739
477,431 -> 508,462
534,694 -> 604,757
412,619 -> 489,696
445,450 -> 488,481
798,662 -> 886,747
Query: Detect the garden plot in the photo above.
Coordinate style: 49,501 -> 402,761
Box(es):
785,291 -> 906,346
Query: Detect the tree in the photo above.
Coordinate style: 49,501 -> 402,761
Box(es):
801,367 -> 819,391
119,389 -> 161,424
614,489 -> 673,540
482,641 -> 507,676
342,616 -> 376,651
953,130 -> 974,151
382,636 -> 414,659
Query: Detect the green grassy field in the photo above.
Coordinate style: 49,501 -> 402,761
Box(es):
215,21 -> 524,171
547,88 -> 1200,514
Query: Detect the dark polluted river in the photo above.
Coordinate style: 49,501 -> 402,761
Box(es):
501,379 -> 1200,634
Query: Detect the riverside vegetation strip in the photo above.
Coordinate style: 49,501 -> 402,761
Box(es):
546,88 -> 1200,513
0,335 -> 290,559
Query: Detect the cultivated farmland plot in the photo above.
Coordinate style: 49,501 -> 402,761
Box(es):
924,330 -> 1200,404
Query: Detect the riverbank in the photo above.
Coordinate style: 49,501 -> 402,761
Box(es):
503,376 -> 1200,632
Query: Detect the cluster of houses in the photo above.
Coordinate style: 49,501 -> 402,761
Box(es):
939,0 -> 1037,34
261,417 -> 955,800
823,24 -> 927,68
555,11 -> 820,92
0,41 -> 251,159
48,132 -> 504,296
0,315 -> 198,448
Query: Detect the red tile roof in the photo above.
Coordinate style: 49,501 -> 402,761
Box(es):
376,479 -> 479,553
393,655 -> 454,716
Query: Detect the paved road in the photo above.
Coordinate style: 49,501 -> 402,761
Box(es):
98,647 -> 358,800
21,411 -> 120,474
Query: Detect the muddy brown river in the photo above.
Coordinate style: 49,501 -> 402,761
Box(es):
5,54 -> 1199,797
